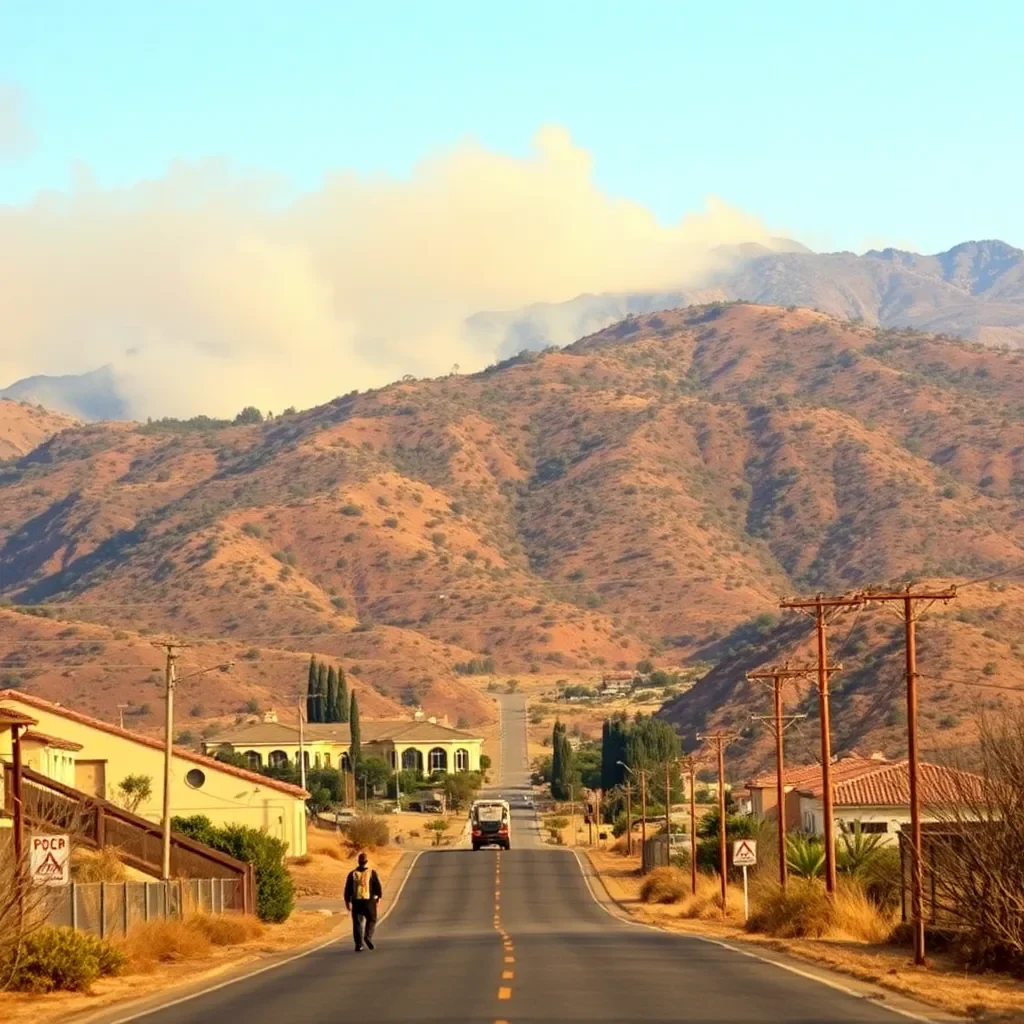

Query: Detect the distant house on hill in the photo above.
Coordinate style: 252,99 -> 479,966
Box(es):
0,689 -> 309,856
208,713 -> 483,777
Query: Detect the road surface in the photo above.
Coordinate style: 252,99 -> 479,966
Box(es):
114,692 -> 936,1023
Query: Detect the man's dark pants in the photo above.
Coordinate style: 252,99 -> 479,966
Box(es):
351,899 -> 377,949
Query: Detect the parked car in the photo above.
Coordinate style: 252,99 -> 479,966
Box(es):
407,801 -> 423,812
422,799 -> 443,814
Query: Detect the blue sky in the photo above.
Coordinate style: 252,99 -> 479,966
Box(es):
3,0 -> 1022,254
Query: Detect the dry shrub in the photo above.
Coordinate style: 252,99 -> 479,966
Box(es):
121,918 -> 211,970
187,912 -> 264,946
289,854 -> 313,866
610,835 -> 630,854
640,867 -> 689,904
747,878 -> 895,942
341,815 -> 389,851
122,913 -> 263,970
73,846 -> 128,882
675,872 -> 743,921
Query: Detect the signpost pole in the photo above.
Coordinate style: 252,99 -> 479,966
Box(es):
742,865 -> 749,922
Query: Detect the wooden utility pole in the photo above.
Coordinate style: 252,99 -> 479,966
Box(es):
639,769 -> 648,855
778,593 -> 862,894
624,782 -> 633,857
748,665 -> 811,889
152,640 -> 186,881
664,760 -> 672,853
858,584 -> 956,966
698,732 -> 734,915
680,755 -> 701,895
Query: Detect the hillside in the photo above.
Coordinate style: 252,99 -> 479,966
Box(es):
467,240 -> 1024,357
0,303 -> 1022,760
0,400 -> 78,459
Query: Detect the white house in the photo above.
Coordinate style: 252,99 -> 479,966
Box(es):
796,759 -> 980,845
0,690 -> 309,856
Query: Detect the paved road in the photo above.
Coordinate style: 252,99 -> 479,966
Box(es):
115,694 -> 934,1024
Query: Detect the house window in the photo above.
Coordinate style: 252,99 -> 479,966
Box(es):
245,750 -> 262,769
401,748 -> 423,774
858,822 -> 888,834
269,750 -> 289,768
341,752 -> 352,772
454,748 -> 469,772
428,747 -> 447,773
185,768 -> 206,789
324,753 -> 331,768
314,752 -> 322,769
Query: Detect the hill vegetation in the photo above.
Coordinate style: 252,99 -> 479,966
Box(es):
0,303 -> 1022,762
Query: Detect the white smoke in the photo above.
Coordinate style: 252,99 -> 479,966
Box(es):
0,125 -> 783,418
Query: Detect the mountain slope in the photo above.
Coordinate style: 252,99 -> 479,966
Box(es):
0,400 -> 78,459
0,366 -> 128,421
0,303 -> 1022,759
467,240 -> 1024,356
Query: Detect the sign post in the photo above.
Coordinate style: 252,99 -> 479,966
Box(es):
732,839 -> 757,921
30,834 -> 70,886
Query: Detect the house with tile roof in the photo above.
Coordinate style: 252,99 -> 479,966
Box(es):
208,712 -> 484,778
747,755 -> 886,828
794,759 -> 982,844
0,690 -> 309,856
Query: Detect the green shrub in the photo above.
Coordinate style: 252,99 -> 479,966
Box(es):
4,928 -> 124,992
786,835 -> 826,879
172,815 -> 294,923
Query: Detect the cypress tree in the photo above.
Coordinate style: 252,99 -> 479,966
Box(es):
349,690 -> 362,767
316,662 -> 329,723
337,666 -> 349,722
551,720 -> 566,800
306,656 -> 318,723
326,666 -> 338,724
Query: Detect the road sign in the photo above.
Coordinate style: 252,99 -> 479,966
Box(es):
30,834 -> 70,886
732,839 -> 757,866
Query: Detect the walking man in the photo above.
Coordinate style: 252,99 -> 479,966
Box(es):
344,851 -> 383,952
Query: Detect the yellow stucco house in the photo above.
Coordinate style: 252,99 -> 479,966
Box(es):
209,712 -> 484,777
0,690 -> 309,856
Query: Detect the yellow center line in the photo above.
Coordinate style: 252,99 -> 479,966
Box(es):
504,955 -> 515,963
497,986 -> 512,1000
502,970 -> 514,980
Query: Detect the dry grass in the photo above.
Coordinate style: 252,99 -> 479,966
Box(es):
639,867 -> 689,904
306,833 -> 346,861
747,878 -> 896,942
119,913 -> 264,972
72,846 -> 128,883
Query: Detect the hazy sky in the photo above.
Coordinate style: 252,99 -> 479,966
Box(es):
1,2 -> 1021,417
4,1 -> 1020,253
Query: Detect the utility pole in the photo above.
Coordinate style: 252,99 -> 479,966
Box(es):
153,640 -> 186,881
859,584 -> 956,966
639,768 -> 648,858
779,593 -> 862,894
747,665 -> 811,889
116,704 -> 130,730
624,781 -> 633,857
298,700 -> 307,795
680,755 -> 701,895
698,732 -> 734,915
664,760 -> 672,856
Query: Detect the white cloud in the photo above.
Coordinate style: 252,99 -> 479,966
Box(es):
0,126 -> 782,418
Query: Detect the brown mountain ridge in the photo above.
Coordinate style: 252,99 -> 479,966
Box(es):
0,302 -> 1022,764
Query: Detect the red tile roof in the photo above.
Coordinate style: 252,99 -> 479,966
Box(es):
0,690 -> 307,798
748,756 -> 883,791
826,761 -> 983,807
0,707 -> 38,727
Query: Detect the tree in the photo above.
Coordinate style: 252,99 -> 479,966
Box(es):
425,818 -> 451,847
117,774 -> 152,813
355,755 -> 391,794
550,720 -> 575,801
442,770 -> 482,811
306,656 -> 318,723
326,666 -> 338,724
233,406 -> 265,425
349,690 -> 362,767
316,662 -> 329,723
336,666 -> 349,723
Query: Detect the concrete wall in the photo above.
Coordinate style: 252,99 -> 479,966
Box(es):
0,701 -> 307,856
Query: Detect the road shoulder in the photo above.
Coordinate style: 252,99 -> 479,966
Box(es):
44,851 -> 422,1024
576,850 -> 961,1024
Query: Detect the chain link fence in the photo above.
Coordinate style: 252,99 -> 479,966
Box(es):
38,878 -> 245,939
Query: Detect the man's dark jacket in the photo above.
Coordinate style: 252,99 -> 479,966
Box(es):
344,866 -> 383,905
